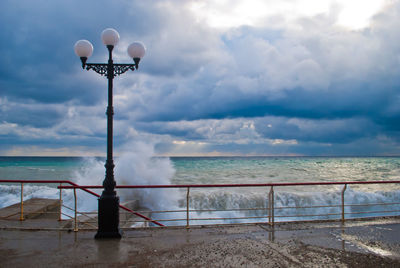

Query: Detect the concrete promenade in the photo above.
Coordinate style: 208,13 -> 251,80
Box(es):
1,218 -> 400,267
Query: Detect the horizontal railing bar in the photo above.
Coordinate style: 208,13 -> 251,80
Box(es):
275,204 -> 340,209
274,212 -> 342,218
126,207 -> 323,214
83,201 -> 400,215
187,216 -> 269,221
170,214 -> 337,221
147,205 -> 337,213
137,208 -> 270,213
57,180 -> 400,189
143,216 -> 275,222
119,204 -> 398,216
342,215 -> 400,220
2,179 -> 398,189
274,203 -> 400,210
73,211 -> 274,224
133,210 -> 185,214
137,202 -> 400,214
236,215 -> 400,224
147,218 -> 187,222
345,202 -> 400,207
75,208 -> 400,222
344,210 -> 400,215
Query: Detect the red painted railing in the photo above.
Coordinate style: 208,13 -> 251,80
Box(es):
0,179 -> 164,227
58,180 -> 400,189
2,179 -> 400,228
58,180 -> 400,227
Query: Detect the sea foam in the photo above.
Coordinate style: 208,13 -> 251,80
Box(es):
1,152 -> 400,225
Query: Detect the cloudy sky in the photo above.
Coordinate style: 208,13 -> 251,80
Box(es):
1,0 -> 400,156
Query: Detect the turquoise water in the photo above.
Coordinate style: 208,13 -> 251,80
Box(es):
171,157 -> 400,184
0,156 -> 86,180
1,156 -> 400,224
1,156 -> 400,183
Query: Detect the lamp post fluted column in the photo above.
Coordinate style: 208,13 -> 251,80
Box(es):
104,45 -> 116,197
96,44 -> 119,239
74,28 -> 146,239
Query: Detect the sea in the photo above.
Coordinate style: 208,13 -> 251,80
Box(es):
1,155 -> 400,225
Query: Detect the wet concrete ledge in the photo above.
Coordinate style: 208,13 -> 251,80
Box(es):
0,218 -> 399,267
0,198 -> 60,220
0,198 -> 153,230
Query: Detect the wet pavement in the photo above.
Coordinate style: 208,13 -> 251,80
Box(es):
1,218 -> 400,267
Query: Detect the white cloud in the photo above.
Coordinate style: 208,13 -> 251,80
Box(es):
1,0 -> 400,156
188,0 -> 387,29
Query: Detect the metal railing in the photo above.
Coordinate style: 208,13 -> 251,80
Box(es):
59,180 -> 400,228
1,179 -> 399,230
0,179 -> 164,231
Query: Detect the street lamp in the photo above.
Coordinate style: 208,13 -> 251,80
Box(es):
74,28 -> 146,239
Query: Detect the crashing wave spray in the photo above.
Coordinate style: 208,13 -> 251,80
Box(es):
72,157 -> 105,214
72,142 -> 179,216
187,186 -> 400,224
2,155 -> 400,225
115,142 -> 178,211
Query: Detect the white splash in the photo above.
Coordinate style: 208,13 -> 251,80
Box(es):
115,142 -> 178,211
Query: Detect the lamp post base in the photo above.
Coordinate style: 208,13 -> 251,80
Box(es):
95,194 -> 122,239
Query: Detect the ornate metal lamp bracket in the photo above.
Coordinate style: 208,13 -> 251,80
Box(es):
86,63 -> 136,77
114,64 -> 136,76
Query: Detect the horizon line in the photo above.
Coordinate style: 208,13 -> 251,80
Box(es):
1,155 -> 400,158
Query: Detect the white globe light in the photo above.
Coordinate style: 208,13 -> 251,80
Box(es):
127,42 -> 146,59
101,28 -> 120,46
74,40 -> 93,58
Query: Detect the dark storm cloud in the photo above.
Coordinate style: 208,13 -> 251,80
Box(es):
0,0 -> 221,117
130,8 -> 400,124
0,0 -> 200,102
116,2 -> 400,153
0,99 -> 64,128
0,0 -> 399,155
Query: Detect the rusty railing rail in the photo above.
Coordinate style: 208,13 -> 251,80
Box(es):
1,180 -> 399,229
0,179 -> 164,229
59,180 -> 400,228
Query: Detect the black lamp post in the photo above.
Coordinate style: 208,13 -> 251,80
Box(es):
74,28 -> 145,239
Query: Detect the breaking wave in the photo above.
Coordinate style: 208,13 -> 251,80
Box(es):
179,187 -> 400,225
1,150 -> 399,225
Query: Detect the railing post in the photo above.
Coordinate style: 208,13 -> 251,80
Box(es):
74,188 -> 78,232
186,187 -> 190,229
20,183 -> 24,221
59,183 -> 62,221
268,186 -> 274,226
341,184 -> 347,223
271,186 -> 274,226
268,188 -> 271,224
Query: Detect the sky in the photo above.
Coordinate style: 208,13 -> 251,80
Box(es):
0,0 -> 400,157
